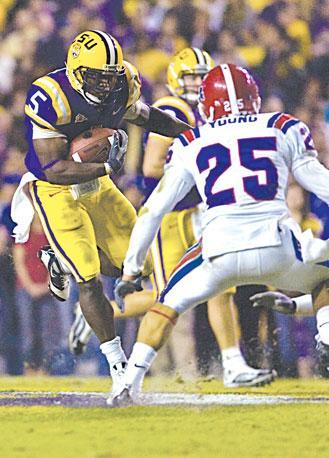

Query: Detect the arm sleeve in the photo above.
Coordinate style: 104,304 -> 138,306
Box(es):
285,119 -> 329,203
293,159 -> 329,205
123,157 -> 194,275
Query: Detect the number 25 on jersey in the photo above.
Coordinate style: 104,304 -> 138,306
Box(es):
196,137 -> 279,208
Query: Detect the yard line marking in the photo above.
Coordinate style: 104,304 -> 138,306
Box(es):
1,391 -> 329,407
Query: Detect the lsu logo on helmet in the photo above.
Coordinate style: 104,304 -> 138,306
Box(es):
66,30 -> 125,105
71,43 -> 81,59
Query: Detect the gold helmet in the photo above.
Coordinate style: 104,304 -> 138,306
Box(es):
66,30 -> 125,105
167,47 -> 214,105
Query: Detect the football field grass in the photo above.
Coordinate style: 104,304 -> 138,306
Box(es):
1,377 -> 329,458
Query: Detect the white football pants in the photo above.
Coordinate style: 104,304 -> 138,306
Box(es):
160,223 -> 329,314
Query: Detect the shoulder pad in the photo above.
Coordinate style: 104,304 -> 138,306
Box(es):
153,96 -> 195,127
267,112 -> 299,134
25,75 -> 71,128
177,127 -> 200,147
124,60 -> 141,108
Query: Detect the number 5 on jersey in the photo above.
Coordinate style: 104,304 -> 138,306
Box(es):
29,90 -> 48,113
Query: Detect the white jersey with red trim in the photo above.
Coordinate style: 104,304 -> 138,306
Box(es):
123,111 -> 329,275
168,111 -> 318,258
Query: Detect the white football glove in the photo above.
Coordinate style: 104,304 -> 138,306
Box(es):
107,129 -> 128,174
250,291 -> 296,315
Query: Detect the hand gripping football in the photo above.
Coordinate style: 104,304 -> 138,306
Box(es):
69,127 -> 116,163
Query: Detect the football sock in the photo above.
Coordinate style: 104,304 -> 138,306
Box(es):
221,346 -> 246,370
316,305 -> 329,345
100,336 -> 127,368
125,342 -> 157,393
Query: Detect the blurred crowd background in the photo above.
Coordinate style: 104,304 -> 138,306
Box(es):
0,0 -> 329,379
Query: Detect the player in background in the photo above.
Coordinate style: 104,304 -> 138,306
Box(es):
113,64 -> 329,405
250,290 -> 329,373
11,30 -> 190,402
140,48 -> 272,385
62,48 -> 273,387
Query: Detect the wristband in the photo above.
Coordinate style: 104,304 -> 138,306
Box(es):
294,294 -> 313,316
104,162 -> 112,175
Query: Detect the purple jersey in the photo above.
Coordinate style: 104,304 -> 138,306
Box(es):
24,65 -> 136,180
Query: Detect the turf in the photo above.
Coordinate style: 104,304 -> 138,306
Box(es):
1,377 -> 329,458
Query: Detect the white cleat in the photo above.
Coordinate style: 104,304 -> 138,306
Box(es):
38,245 -> 70,302
106,362 -> 129,406
110,386 -> 134,408
223,365 -> 276,388
68,302 -> 93,356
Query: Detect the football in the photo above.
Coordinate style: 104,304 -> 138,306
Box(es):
69,127 -> 116,163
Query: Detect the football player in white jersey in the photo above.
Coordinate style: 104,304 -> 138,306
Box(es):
113,63 -> 329,405
141,47 -> 273,386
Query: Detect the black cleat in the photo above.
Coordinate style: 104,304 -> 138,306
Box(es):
68,302 -> 92,356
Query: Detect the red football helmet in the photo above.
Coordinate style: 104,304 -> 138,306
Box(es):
198,64 -> 261,121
